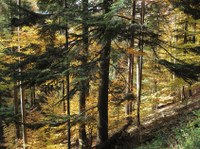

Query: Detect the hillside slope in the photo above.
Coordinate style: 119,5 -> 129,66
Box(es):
98,90 -> 200,149
137,109 -> 200,149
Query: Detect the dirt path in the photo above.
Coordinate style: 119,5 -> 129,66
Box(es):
97,92 -> 200,149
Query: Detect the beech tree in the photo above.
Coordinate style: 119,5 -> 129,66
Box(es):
125,0 -> 136,121
0,0 -> 200,148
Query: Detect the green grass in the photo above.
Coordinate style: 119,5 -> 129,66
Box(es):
136,110 -> 200,149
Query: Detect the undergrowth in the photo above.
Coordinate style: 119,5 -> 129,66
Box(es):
136,110 -> 200,149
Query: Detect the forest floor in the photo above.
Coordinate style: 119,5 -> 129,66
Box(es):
136,109 -> 200,149
99,89 -> 200,149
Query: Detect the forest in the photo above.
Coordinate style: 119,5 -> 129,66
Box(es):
0,0 -> 200,149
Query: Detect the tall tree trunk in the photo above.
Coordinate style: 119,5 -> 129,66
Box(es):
126,0 -> 136,121
11,3 -> 20,141
66,70 -> 70,149
172,14 -> 177,81
62,80 -> 66,113
17,0 -> 27,148
79,0 -> 89,148
66,29 -> 71,149
79,86 -> 88,149
14,84 -> 20,140
97,40 -> 111,144
181,19 -> 188,101
136,0 -> 145,128
19,83 -> 27,149
97,0 -> 112,144
64,1 -> 71,148
136,56 -> 142,127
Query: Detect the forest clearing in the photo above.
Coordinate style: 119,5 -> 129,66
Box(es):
0,0 -> 200,149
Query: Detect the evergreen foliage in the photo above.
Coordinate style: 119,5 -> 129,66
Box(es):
171,0 -> 200,20
0,0 -> 200,148
159,60 -> 200,83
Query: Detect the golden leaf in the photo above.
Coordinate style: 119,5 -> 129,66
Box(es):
126,48 -> 147,56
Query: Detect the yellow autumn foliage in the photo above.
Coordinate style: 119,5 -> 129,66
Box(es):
126,47 -> 147,56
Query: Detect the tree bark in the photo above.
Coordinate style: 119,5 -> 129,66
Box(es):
136,56 -> 142,127
97,39 -> 111,144
79,0 -> 89,148
66,69 -> 70,149
19,83 -> 27,149
126,0 -> 136,121
14,84 -> 20,140
63,1 -> 71,148
97,0 -> 112,144
62,80 -> 66,113
136,0 -> 145,128
79,85 -> 88,149
17,0 -> 27,148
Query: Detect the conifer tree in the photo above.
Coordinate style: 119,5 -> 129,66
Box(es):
63,0 -> 71,148
79,0 -> 89,148
97,0 -> 113,144
1,0 -> 200,148
171,0 -> 200,20
16,0 -> 27,148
